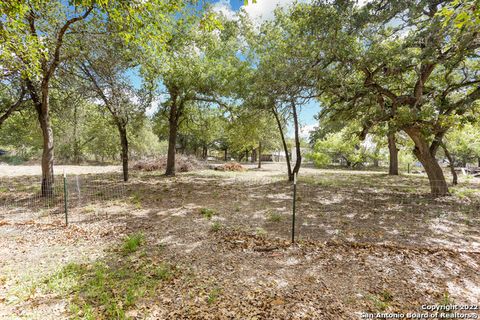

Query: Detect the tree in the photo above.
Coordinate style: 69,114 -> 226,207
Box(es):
77,34 -> 149,182
241,5 -> 327,181
299,0 -> 480,195
445,122 -> 480,167
0,73 -> 29,128
0,0 -> 190,194
148,12 -> 245,176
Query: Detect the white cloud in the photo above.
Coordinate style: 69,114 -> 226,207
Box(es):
241,0 -> 310,22
299,124 -> 317,139
211,0 -> 237,20
213,0 -> 372,23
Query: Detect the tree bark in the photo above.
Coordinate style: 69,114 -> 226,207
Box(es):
73,103 -> 80,164
165,100 -> 179,176
118,125 -> 129,182
272,106 -> 292,180
291,102 -> 302,181
37,106 -> 55,196
405,127 -> 449,196
441,143 -> 458,185
252,149 -> 257,163
202,145 -> 208,160
387,132 -> 399,175
258,142 -> 262,169
224,149 -> 228,161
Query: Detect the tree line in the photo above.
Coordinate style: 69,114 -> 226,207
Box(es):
1,0 -> 479,196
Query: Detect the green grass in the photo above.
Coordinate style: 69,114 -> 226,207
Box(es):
207,287 -> 221,304
210,222 -> 222,232
267,212 -> 282,222
200,208 -> 216,220
366,290 -> 393,312
43,238 -> 177,319
255,227 -> 267,237
130,192 -> 142,208
0,155 -> 27,165
439,290 -> 454,305
121,233 -> 145,255
452,187 -> 479,199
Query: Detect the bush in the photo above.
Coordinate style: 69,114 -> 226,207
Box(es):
306,152 -> 331,168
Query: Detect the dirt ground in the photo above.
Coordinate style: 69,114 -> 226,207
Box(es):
0,164 -> 121,177
0,163 -> 479,319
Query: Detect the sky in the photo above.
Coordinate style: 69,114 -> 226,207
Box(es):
211,0 -> 321,139
134,0 -> 322,139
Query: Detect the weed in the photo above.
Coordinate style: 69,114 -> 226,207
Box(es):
366,290 -> 393,312
207,287 -> 221,304
200,208 -> 215,220
121,233 -> 144,255
255,227 -> 267,237
211,222 -> 222,232
44,255 -> 176,319
130,192 -> 142,208
83,205 -> 96,214
268,212 -> 282,222
439,290 -> 454,305
155,263 -> 174,281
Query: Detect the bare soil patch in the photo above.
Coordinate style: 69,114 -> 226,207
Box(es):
0,164 -> 479,319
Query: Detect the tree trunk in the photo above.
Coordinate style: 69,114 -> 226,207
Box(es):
165,101 -> 179,176
245,150 -> 249,162
37,108 -> 55,196
291,102 -> 302,181
203,145 -> 208,160
405,127 -> 449,196
478,157 -> 480,168
224,149 -> 228,161
252,149 -> 257,163
441,143 -> 457,185
387,132 -> 399,175
272,106 -> 292,180
118,125 -> 129,182
258,142 -> 262,169
73,103 -> 80,164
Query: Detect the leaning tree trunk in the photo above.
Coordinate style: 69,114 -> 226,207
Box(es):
272,106 -> 292,180
118,125 -> 129,182
290,102 -> 302,181
441,143 -> 458,185
387,132 -> 399,175
165,101 -> 179,176
405,128 -> 449,196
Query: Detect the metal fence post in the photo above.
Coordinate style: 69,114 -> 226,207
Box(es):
63,170 -> 68,226
292,172 -> 297,244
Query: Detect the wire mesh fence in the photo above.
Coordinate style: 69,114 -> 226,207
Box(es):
0,172 -> 126,224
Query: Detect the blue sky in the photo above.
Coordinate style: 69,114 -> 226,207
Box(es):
132,0 -> 321,138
